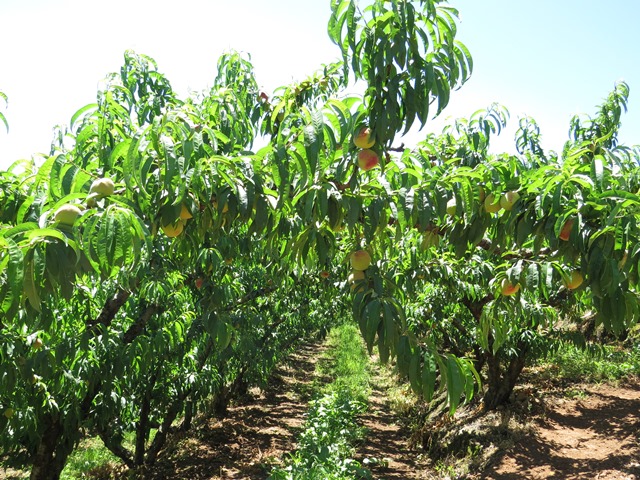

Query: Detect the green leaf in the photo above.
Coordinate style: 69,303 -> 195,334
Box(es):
362,298 -> 381,353
70,103 -> 98,130
0,237 -> 23,317
23,255 -> 41,312
421,350 -> 438,401
445,354 -> 464,415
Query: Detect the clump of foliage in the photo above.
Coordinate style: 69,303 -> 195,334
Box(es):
2,1 -> 640,478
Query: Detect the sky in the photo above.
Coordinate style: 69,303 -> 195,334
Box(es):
1,0 -> 639,170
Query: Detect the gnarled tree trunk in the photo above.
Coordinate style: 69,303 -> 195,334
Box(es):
30,416 -> 75,480
482,347 -> 528,411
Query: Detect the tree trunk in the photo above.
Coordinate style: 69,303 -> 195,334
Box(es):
29,416 -> 75,480
181,401 -> 194,432
482,350 -> 527,411
134,371 -> 158,466
145,399 -> 184,466
211,386 -> 229,417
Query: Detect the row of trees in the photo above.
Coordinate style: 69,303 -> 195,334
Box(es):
2,0 -> 639,478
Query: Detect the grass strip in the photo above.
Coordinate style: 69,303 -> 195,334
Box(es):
269,323 -> 373,480
535,341 -> 640,383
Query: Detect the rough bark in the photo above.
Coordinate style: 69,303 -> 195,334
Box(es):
88,288 -> 132,330
482,349 -> 528,411
29,416 -> 74,480
123,304 -> 161,344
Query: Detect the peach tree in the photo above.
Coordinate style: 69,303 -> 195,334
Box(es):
381,85 -> 639,411
1,1 -> 639,479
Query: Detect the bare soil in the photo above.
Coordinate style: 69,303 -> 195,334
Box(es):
4,348 -> 640,480
357,368 -> 426,479
127,342 -> 327,479
481,380 -> 640,480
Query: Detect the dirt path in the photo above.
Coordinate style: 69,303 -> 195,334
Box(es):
139,342 -> 326,479
358,384 -> 424,478
483,380 -> 640,480
135,342 -> 425,479
357,363 -> 426,479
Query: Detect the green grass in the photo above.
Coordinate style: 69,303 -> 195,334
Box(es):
60,437 -> 121,480
316,323 -> 372,401
0,435 -> 122,480
537,341 -> 640,383
269,322 -> 374,480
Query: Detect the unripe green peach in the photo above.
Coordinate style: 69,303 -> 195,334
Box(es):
446,199 -> 457,216
89,177 -> 115,197
499,191 -> 520,211
484,194 -> 502,214
54,204 -> 82,226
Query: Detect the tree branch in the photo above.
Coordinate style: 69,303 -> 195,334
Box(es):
97,427 -> 134,469
123,304 -> 162,344
225,284 -> 278,312
87,288 -> 131,330
476,238 -> 552,260
460,294 -> 493,321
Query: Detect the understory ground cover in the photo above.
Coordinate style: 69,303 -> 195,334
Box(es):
269,322 -> 373,479
2,331 -> 640,480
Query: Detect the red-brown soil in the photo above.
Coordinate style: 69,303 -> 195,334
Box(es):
3,348 -> 639,479
481,380 -> 640,480
357,375 -> 425,479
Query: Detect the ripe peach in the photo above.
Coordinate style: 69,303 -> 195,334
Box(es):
161,220 -> 184,238
563,271 -> 584,290
180,204 -> 193,220
354,127 -> 375,149
559,218 -> 574,241
500,278 -> 520,296
357,149 -> 379,171
350,250 -> 372,271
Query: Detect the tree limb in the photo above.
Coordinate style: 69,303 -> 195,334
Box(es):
87,288 -> 131,330
123,304 -> 162,344
476,238 -> 552,260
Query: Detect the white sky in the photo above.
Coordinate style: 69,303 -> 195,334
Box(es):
1,0 -> 639,169
0,0 -> 337,167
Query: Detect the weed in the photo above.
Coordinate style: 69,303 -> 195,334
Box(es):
564,388 -> 587,400
269,323 -> 373,479
537,342 -> 640,383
